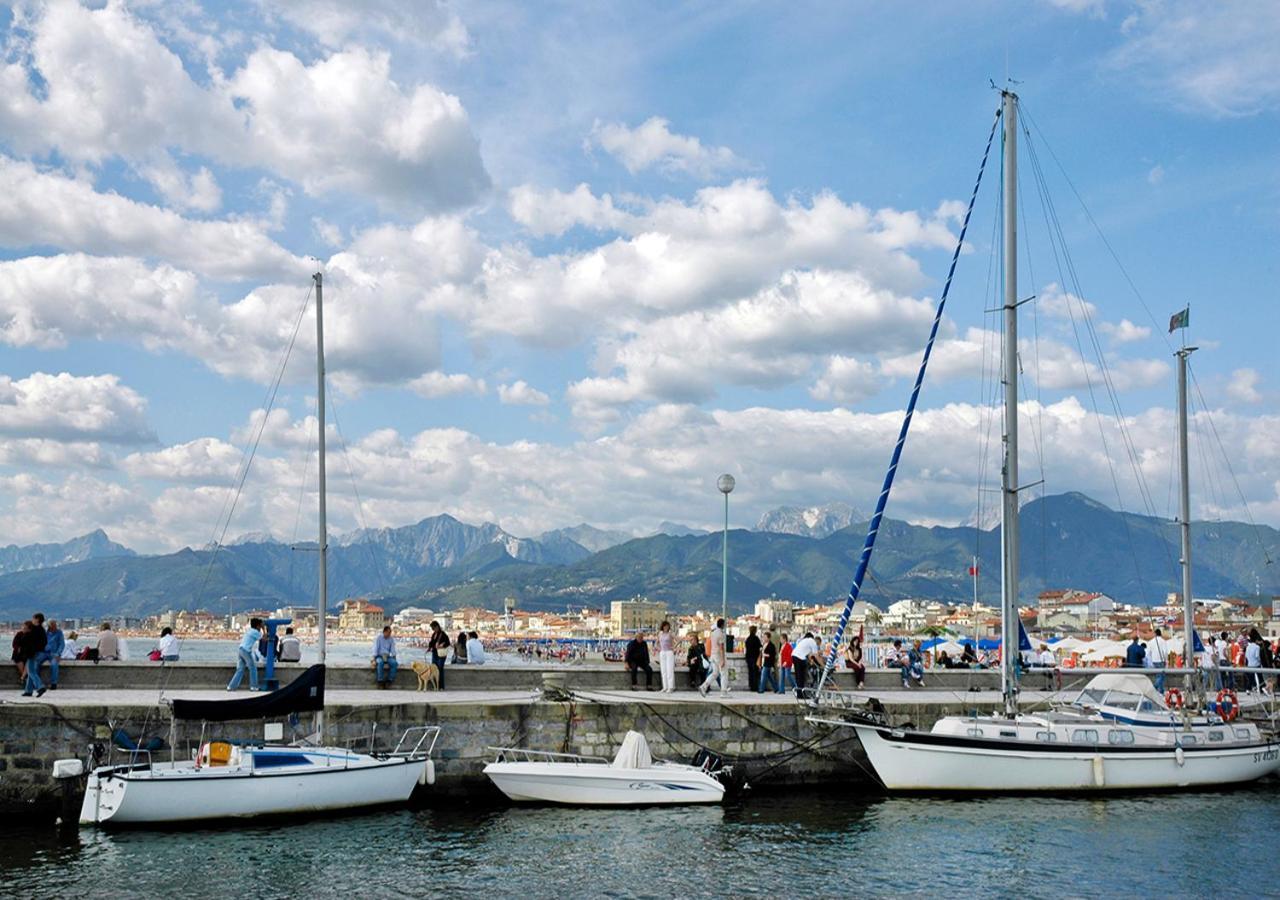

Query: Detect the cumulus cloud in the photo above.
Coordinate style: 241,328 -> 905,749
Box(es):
0,2 -> 489,211
409,372 -> 488,398
508,183 -> 632,237
10,396 -> 1280,553
0,372 -> 154,444
567,269 -> 937,423
0,160 -> 305,280
589,117 -> 746,178
498,380 -> 550,406
1226,368 -> 1262,404
810,356 -> 881,405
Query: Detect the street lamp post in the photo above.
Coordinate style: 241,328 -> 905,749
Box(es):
717,474 -> 735,626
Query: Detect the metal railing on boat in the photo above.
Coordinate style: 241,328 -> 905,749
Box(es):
486,747 -> 610,764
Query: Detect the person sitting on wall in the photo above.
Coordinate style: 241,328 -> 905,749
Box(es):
372,625 -> 398,689
625,631 -> 654,691
686,631 -> 708,687
278,627 -> 302,663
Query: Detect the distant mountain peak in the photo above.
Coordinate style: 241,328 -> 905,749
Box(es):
756,502 -> 859,539
653,521 -> 707,537
0,530 -> 135,577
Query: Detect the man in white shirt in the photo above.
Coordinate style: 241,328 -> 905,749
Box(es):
465,632 -> 486,665
699,619 -> 729,696
278,628 -> 302,663
791,632 -> 821,695
1148,628 -> 1168,693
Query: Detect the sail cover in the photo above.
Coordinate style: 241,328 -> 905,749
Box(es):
172,664 -> 325,722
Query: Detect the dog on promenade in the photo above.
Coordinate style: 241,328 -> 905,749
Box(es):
411,660 -> 440,691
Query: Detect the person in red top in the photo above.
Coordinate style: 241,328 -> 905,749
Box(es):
776,633 -> 795,694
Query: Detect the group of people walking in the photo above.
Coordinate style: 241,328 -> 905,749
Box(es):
623,623 -> 860,696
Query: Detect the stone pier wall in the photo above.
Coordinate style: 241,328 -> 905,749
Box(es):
1,695 -> 902,820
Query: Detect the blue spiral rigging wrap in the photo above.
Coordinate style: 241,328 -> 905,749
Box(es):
814,107 -> 1002,693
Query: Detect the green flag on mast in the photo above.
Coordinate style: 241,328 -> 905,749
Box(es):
1168,307 -> 1189,333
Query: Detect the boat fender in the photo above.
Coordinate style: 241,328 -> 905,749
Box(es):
1175,746 -> 1185,767
1216,689 -> 1239,722
1091,755 -> 1105,788
1164,688 -> 1184,710
419,760 -> 435,786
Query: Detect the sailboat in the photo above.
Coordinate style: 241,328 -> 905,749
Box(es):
71,272 -> 440,825
807,91 -> 1280,792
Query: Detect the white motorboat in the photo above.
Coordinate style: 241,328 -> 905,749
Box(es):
484,731 -> 726,806
805,91 -> 1280,793
68,272 -> 443,825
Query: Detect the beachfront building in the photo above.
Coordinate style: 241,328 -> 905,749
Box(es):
338,598 -> 386,631
393,607 -> 436,630
610,597 -> 668,635
754,598 -> 794,624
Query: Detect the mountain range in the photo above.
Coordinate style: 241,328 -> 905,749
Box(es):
0,493 -> 1276,620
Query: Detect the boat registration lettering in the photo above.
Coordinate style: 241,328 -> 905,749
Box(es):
1252,748 -> 1279,763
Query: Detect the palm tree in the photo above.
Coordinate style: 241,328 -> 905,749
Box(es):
920,624 -> 954,639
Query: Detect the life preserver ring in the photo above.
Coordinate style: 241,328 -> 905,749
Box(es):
1164,688 -> 1184,710
1216,689 -> 1239,722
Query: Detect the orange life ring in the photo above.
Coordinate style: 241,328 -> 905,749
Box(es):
1164,688 -> 1184,710
1216,688 -> 1239,722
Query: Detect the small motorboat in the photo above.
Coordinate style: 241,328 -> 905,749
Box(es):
483,731 -> 727,806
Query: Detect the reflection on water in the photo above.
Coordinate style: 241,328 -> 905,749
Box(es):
7,787 -> 1279,898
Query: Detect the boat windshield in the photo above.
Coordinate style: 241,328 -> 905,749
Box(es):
1073,674 -> 1167,713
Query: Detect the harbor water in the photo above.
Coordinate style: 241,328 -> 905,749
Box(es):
6,787 -> 1280,897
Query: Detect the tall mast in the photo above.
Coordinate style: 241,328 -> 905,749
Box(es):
314,271 -> 328,736
1176,342 -> 1197,693
1000,90 -> 1020,717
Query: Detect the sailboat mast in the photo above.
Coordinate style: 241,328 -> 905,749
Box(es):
1176,343 -> 1197,692
1000,90 -> 1020,717
314,271 -> 328,736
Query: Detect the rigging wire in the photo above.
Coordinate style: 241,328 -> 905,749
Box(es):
1018,108 -> 1174,599
1187,362 -> 1275,575
192,283 -> 314,611
1019,105 -> 1175,356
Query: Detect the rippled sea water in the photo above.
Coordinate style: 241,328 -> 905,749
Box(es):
7,786 -> 1280,898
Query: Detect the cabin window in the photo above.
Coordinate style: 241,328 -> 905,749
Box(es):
999,729 -> 1017,738
1107,730 -> 1134,745
1208,731 -> 1225,743
967,727 -> 985,737
1234,728 -> 1252,740
1180,735 -> 1198,746
1035,730 -> 1056,743
1071,729 -> 1100,744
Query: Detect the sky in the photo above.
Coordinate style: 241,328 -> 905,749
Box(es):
0,0 -> 1277,554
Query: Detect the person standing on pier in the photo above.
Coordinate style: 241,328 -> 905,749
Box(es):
227,618 -> 263,691
699,619 -> 729,696
759,631 -> 779,693
428,621 -> 450,690
656,621 -> 676,692
20,616 -> 48,697
777,633 -> 795,694
744,625 -> 762,692
1148,628 -> 1168,693
39,620 -> 64,689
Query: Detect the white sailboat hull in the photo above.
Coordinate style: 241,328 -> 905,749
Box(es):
484,761 -> 724,806
81,752 -> 427,825
849,722 -> 1280,792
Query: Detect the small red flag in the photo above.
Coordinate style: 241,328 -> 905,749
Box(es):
968,565 -> 978,576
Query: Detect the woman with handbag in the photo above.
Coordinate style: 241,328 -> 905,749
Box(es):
428,621 -> 451,690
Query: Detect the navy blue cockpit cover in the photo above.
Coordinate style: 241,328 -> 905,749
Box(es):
172,664 -> 325,722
